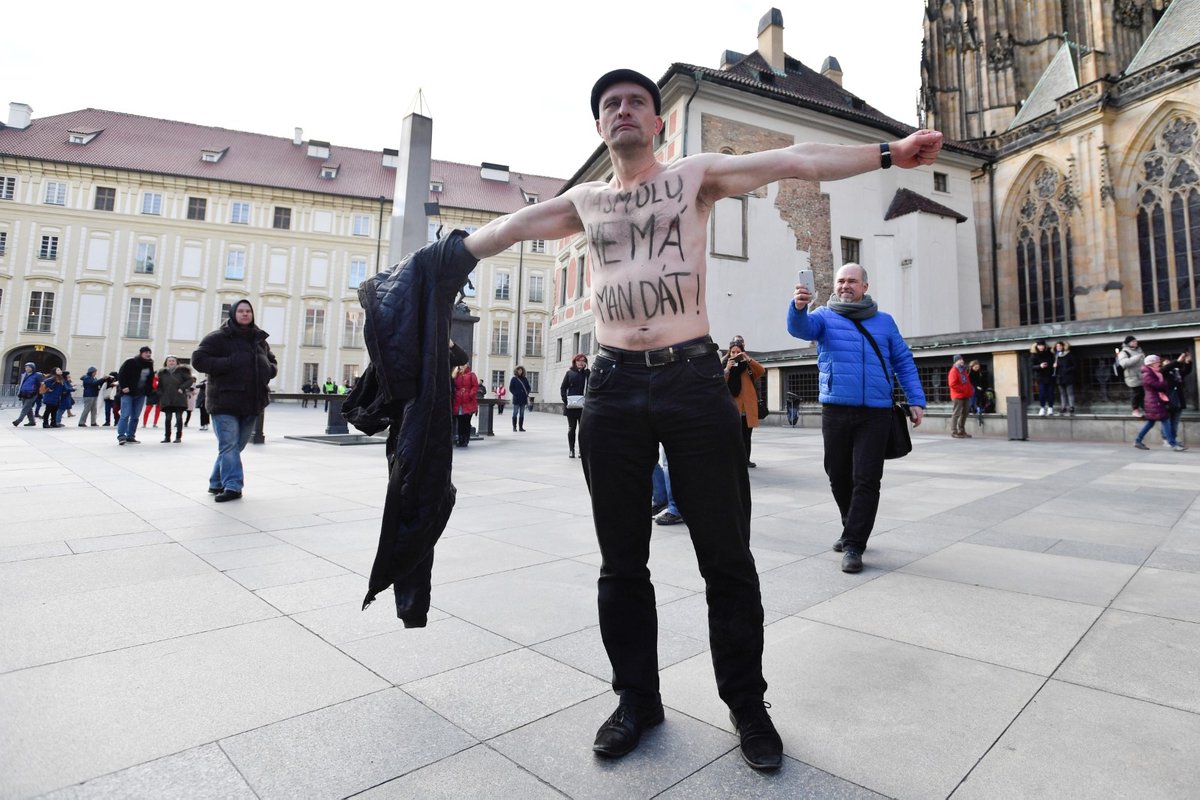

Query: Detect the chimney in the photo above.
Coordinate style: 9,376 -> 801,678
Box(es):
7,102 -> 32,130
293,127 -> 303,146
757,8 -> 785,75
821,56 -> 843,87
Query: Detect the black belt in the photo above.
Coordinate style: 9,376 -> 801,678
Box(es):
597,339 -> 719,367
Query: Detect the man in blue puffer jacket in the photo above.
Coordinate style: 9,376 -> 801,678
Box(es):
787,263 -> 926,573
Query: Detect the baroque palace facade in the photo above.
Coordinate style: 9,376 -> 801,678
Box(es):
0,106 -> 562,393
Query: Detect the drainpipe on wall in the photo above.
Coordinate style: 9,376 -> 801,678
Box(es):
375,195 -> 386,272
680,71 -> 704,157
988,163 -> 1000,330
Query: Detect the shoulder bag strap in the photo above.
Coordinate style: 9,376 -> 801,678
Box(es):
849,318 -> 898,391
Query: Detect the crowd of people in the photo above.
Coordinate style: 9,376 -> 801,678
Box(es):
13,359 -> 204,435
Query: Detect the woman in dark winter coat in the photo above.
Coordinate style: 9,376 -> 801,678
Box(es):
191,299 -> 277,501
452,364 -> 480,447
1030,340 -> 1055,415
1134,355 -> 1185,451
560,354 -> 590,458
1163,352 -> 1193,446
1053,340 -> 1076,415
156,356 -> 196,443
508,366 -> 532,432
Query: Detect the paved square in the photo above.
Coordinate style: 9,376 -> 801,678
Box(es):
2,405 -> 1197,798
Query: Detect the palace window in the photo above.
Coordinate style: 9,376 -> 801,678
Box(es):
141,192 -> 163,215
1136,115 -> 1200,312
27,291 -> 55,332
230,202 -> 251,225
528,273 -> 545,303
126,297 -> 152,338
44,181 -> 67,205
491,319 -> 510,355
273,207 -> 291,230
187,197 -> 207,221
1014,166 -> 1077,325
304,308 -> 326,347
495,271 -> 511,301
135,242 -> 156,274
94,186 -> 116,211
39,235 -> 59,260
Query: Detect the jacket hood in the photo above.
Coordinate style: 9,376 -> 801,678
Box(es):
222,299 -> 267,338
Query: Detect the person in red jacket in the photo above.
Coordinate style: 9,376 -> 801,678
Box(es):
452,364 -> 480,447
948,354 -> 973,439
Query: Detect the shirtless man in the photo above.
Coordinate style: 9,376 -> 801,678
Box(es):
465,68 -> 942,770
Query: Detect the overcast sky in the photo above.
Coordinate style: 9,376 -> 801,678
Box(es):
5,0 -> 927,179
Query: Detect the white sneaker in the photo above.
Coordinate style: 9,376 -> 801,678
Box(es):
1047,408 -> 1055,416
1038,408 -> 1047,416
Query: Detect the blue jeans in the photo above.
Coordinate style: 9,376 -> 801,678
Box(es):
822,404 -> 892,551
656,447 -> 680,516
1136,417 -> 1178,447
209,414 -> 258,492
579,340 -> 765,710
512,403 -> 526,427
117,395 -> 146,440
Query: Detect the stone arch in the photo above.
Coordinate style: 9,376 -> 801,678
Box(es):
4,345 -> 67,387
1116,100 -> 1200,195
998,155 -> 1079,325
1126,104 -> 1200,313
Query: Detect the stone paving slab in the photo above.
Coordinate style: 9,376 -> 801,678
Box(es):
1056,609 -> 1200,714
801,572 -> 1103,675
659,617 -> 1045,800
897,542 -> 1137,605
355,744 -> 565,799
219,688 -> 477,800
3,407 -> 1198,799
0,617 -> 387,798
954,680 -> 1200,799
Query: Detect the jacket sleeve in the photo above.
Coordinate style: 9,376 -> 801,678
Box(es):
786,301 -> 825,342
191,333 -> 232,375
560,372 -> 570,403
747,358 -> 765,380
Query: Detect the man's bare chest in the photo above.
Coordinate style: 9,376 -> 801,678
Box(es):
578,173 -> 702,271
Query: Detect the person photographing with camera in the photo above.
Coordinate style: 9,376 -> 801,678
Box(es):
724,341 -> 765,468
787,263 -> 925,573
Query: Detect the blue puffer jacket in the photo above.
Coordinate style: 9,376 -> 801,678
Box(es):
786,302 -> 927,409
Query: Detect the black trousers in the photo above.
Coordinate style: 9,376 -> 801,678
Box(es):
162,409 -> 184,439
456,413 -> 473,445
565,408 -> 582,450
822,405 -> 892,552
580,343 -> 766,710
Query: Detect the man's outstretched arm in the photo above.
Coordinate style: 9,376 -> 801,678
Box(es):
464,192 -> 585,259
700,129 -> 944,205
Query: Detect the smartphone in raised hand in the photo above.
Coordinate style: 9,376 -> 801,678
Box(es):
797,269 -> 815,297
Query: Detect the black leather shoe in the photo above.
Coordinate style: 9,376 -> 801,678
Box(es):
655,511 -> 684,526
214,490 -> 243,503
832,539 -> 867,553
207,486 -> 224,495
650,501 -> 667,517
730,702 -> 783,771
841,550 -> 863,573
593,702 -> 664,758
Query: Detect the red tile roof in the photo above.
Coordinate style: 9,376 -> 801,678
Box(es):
884,187 -> 968,223
0,108 -> 564,211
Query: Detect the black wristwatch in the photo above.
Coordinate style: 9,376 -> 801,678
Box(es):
880,142 -> 892,169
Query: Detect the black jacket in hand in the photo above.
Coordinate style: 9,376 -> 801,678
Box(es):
191,304 -> 277,417
343,231 -> 478,626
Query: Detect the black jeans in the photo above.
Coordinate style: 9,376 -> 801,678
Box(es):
565,408 -> 582,451
580,342 -> 766,710
162,408 -> 184,439
822,405 -> 892,552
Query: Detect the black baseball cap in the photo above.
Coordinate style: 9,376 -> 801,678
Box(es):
590,69 -> 661,119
